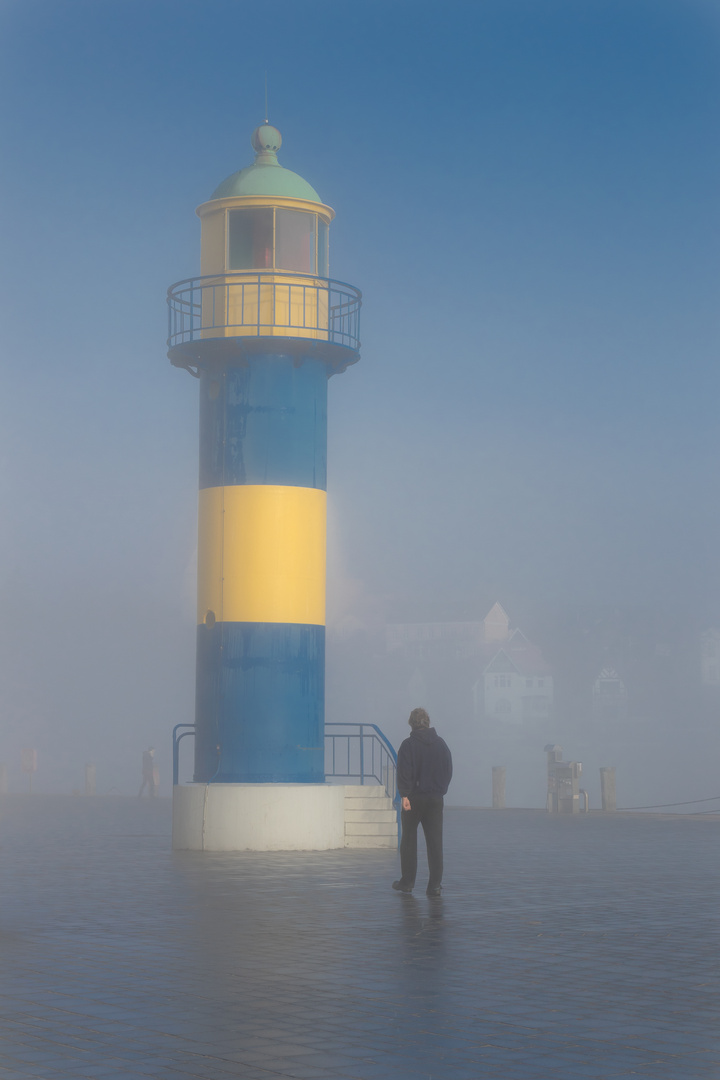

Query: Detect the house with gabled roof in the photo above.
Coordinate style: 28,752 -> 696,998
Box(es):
591,667 -> 628,721
472,606 -> 554,724
382,601 -> 553,726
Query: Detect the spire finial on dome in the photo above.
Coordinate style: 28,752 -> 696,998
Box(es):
251,123 -> 282,166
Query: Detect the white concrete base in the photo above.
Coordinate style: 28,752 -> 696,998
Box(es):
172,783 -> 346,851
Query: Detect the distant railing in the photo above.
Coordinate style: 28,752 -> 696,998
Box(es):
167,272 -> 361,353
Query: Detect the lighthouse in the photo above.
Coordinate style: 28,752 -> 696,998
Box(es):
168,123 -> 361,850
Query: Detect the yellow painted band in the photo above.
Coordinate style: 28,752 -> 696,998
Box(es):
197,485 -> 326,626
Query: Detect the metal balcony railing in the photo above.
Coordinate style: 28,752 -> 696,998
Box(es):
167,271 -> 361,353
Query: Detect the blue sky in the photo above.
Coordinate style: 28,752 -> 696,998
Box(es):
1,0 -> 719,791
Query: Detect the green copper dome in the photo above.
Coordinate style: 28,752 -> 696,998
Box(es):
210,124 -> 322,203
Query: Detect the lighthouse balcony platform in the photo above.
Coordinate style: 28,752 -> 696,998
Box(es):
166,271 -> 361,373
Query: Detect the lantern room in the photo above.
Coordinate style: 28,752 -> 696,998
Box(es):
197,125 -> 333,278
167,124 -> 360,373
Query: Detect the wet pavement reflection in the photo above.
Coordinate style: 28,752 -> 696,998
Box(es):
1,796 -> 719,1078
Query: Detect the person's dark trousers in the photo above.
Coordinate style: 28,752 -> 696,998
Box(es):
399,794 -> 444,891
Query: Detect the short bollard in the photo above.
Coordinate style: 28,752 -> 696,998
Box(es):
85,763 -> 96,796
600,766 -> 616,811
492,766 -> 506,809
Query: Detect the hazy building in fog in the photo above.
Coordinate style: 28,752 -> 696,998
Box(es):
385,603 -> 554,726
472,604 -> 554,724
591,667 -> 628,720
700,629 -> 720,686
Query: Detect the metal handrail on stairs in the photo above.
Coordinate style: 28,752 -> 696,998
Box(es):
324,722 -> 399,807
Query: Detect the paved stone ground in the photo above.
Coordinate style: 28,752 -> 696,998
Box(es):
0,796 -> 719,1080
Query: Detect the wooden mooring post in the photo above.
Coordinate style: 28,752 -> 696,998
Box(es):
492,766 -> 506,809
600,766 -> 616,811
85,763 -> 96,796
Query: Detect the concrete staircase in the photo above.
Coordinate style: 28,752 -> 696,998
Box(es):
343,785 -> 398,849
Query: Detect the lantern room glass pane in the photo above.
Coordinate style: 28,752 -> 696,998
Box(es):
318,220 -> 329,277
275,209 -> 316,273
228,209 -> 273,269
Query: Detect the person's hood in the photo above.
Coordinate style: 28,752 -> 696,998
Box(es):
410,726 -> 438,744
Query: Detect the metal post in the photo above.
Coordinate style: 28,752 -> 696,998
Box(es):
545,744 -> 562,813
600,767 -> 617,811
359,725 -> 365,784
173,732 -> 180,786
85,763 -> 96,796
492,766 -> 506,809
172,724 -> 196,785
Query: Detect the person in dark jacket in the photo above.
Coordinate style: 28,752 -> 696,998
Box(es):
392,707 -> 452,896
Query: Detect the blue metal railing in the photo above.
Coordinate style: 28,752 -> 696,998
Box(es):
166,272 -> 361,353
324,722 -> 399,807
173,721 -> 398,804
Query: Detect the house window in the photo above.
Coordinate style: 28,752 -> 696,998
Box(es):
522,696 -> 549,715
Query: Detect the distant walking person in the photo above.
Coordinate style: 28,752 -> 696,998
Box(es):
138,748 -> 157,797
393,708 -> 452,897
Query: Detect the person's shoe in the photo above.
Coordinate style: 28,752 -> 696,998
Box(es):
392,880 -> 413,893
426,885 -> 442,897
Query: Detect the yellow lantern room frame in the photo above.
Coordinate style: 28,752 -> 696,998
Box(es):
197,195 -> 334,342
